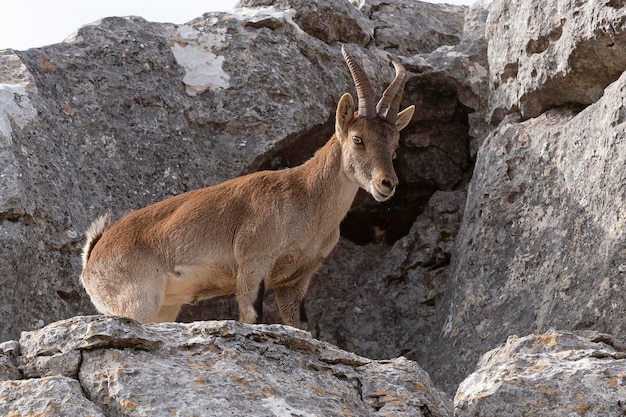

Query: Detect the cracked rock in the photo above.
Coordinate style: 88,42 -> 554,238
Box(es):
362,0 -> 467,55
426,69 -> 626,394
0,376 -> 106,417
487,0 -> 626,121
1,316 -> 453,417
455,330 -> 626,416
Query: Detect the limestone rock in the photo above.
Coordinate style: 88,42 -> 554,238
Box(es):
0,340 -> 20,381
377,0 -> 489,196
0,376 -> 106,417
0,52 -> 36,220
455,330 -> 626,416
3,316 -> 453,417
236,0 -> 373,46
310,190 -> 466,362
487,0 -> 626,121
362,0 -> 467,55
425,69 -> 626,393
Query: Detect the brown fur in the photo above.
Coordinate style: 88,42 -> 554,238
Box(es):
81,56 -> 415,329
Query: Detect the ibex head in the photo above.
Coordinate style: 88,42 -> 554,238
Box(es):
336,46 -> 415,202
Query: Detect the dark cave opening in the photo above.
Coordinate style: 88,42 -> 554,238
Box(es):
339,182 -> 435,245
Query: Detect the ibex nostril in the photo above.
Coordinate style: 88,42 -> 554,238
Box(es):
380,178 -> 396,192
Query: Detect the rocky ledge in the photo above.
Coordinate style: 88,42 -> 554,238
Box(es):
3,318 -> 626,416
0,316 -> 452,417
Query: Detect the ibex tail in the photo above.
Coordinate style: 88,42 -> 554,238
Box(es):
81,213 -> 113,268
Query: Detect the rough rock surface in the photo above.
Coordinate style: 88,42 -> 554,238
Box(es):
0,0 -> 472,342
0,316 -> 453,417
455,330 -> 626,416
236,0 -> 374,46
425,63 -> 626,394
310,190 -> 466,361
362,0 -> 467,55
487,0 -> 626,121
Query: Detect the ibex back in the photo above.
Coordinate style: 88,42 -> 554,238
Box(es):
81,47 -> 415,329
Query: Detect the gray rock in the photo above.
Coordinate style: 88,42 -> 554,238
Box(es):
0,375 -> 106,417
362,0 -> 467,55
236,0 -> 373,46
0,51 -> 36,220
6,316 -> 453,417
487,0 -> 626,121
455,330 -> 626,416
0,340 -> 20,381
310,190 -> 466,361
425,69 -> 626,393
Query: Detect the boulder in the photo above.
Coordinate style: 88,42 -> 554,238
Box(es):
487,0 -> 626,121
424,69 -> 626,393
1,316 -> 453,417
236,0 -> 373,46
0,376 -> 106,417
455,330 -> 626,416
408,0 -> 626,394
362,0 -> 467,55
419,0 -> 491,155
0,341 -> 20,381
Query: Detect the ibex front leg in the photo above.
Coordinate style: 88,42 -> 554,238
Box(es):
275,284 -> 310,330
274,262 -> 323,330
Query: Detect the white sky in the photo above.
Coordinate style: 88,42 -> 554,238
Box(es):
0,0 -> 474,51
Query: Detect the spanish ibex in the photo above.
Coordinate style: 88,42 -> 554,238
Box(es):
81,47 -> 415,329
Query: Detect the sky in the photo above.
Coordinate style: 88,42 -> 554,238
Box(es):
0,0 -> 474,51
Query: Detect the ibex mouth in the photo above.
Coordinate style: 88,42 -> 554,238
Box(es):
371,185 -> 395,202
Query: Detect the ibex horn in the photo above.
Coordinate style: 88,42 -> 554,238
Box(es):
341,46 -> 376,119
376,54 -> 407,125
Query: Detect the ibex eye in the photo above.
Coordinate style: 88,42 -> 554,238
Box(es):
352,136 -> 363,145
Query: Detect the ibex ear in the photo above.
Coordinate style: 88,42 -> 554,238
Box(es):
395,105 -> 415,131
336,93 -> 355,135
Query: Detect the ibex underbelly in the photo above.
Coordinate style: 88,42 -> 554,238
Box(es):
164,262 -> 237,305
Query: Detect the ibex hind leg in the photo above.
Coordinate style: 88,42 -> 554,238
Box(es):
114,285 -> 166,323
155,304 -> 181,322
84,286 -> 163,323
82,263 -> 167,324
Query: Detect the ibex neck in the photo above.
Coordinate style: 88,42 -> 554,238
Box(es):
299,135 -> 359,224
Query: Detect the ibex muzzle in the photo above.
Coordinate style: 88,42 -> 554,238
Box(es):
80,47 -> 415,329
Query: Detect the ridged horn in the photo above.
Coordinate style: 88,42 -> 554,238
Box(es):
376,54 -> 407,124
342,46 -> 376,119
